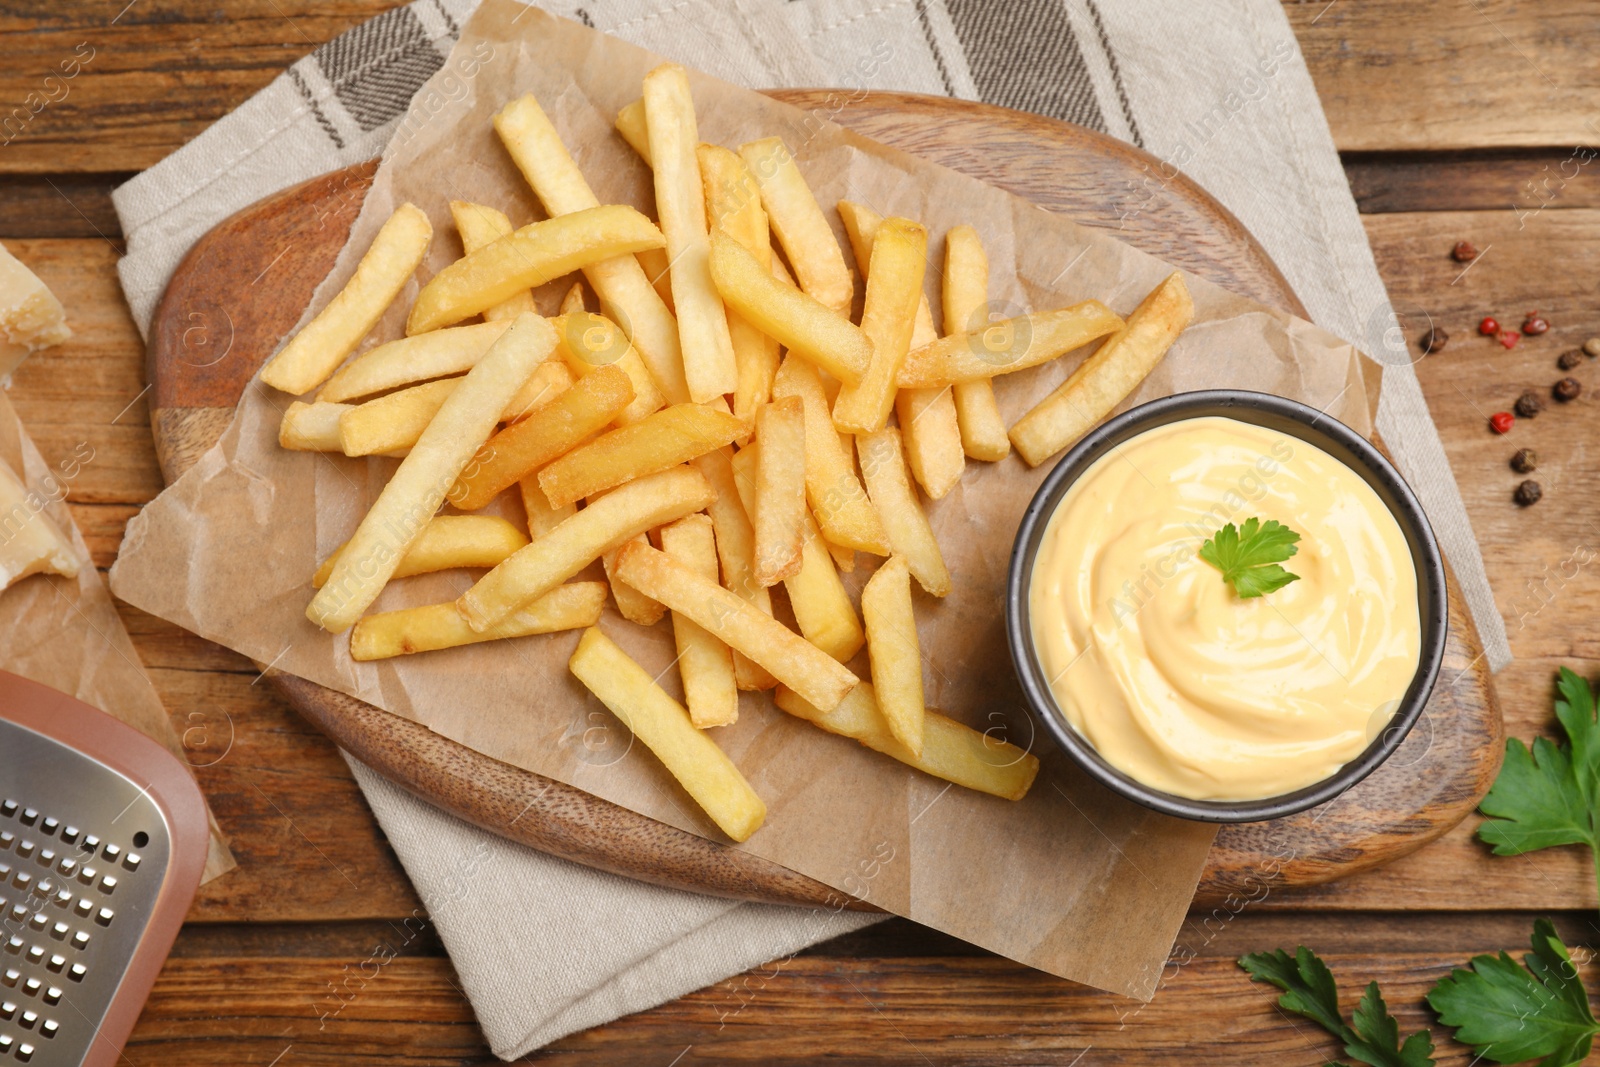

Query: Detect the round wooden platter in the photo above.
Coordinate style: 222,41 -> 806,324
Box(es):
146,91 -> 1501,910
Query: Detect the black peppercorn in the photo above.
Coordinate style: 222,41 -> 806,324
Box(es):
1559,349 -> 1584,370
1419,326 -> 1448,354
1511,448 -> 1538,473
1554,377 -> 1582,402
1514,480 -> 1543,506
1514,390 -> 1545,418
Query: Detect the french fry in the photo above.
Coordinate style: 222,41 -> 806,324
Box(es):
339,361 -> 573,458
614,98 -> 651,163
560,282 -> 587,315
310,312 -> 557,633
350,582 -> 606,661
774,683 -> 1038,801
897,300 -> 1124,388
537,402 -> 745,509
691,448 -> 778,690
520,477 -> 576,539
494,94 -> 689,404
314,514 -> 528,587
1010,272 -> 1193,467
751,396 -> 806,586
261,203 -> 432,395
739,137 -> 852,315
643,65 -> 737,402
837,201 -> 963,497
407,205 -> 665,335
699,144 -> 780,421
602,533 -> 667,626
861,555 -> 925,755
613,541 -> 858,712
942,224 -> 1009,461
769,356 -> 890,556
827,542 -> 855,573
731,444 -> 864,663
319,320 -> 512,403
636,247 -> 675,312
458,465 -> 714,631
450,200 -> 536,321
280,400 -> 354,452
659,515 -> 739,727
568,626 -> 765,841
855,429 -> 950,597
447,365 -> 634,511
709,230 -> 872,386
555,310 -> 666,425
833,216 -> 927,433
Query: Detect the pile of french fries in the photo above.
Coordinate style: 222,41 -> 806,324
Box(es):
261,63 -> 1196,843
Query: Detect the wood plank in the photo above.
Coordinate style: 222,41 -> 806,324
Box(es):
1286,0 -> 1600,151
0,174 -> 129,238
1345,150 -> 1600,215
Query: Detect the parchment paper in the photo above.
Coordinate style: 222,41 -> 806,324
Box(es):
1,390 -> 233,883
109,0 -> 1375,997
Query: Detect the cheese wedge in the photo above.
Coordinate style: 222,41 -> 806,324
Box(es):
0,457 -> 79,590
0,243 -> 71,379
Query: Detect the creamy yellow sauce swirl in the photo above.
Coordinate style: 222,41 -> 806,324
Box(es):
1027,416 -> 1420,802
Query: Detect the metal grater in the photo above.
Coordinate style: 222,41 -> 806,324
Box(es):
0,670 -> 210,1066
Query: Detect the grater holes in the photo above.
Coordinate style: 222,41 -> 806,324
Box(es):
0,1035 -> 9,1054
16,813 -> 33,829
20,950 -> 37,968
55,859 -> 74,878
101,844 -> 119,863
0,1002 -> 10,1019
0,803 -> 12,819
15,1041 -> 30,1062
56,828 -> 75,846
0,835 -> 11,852
1,970 -> 16,988
15,1013 -> 32,1031
8,847 -> 25,864
0,942 -> 14,957
98,875 -> 116,894
38,1019 -> 54,1038
123,852 -> 140,871
66,964 -> 83,983
42,959 -> 60,976
36,822 -> 54,840
18,981 -> 35,1000
38,992 -> 55,1009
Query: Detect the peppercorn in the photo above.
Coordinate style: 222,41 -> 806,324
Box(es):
1585,337 -> 1600,358
1514,480 -> 1543,507
1559,349 -> 1584,370
1511,448 -> 1538,473
1514,390 -> 1544,418
1490,411 -> 1515,434
1499,330 -> 1521,350
1419,326 -> 1449,354
1452,240 -> 1478,262
1523,311 -> 1550,335
1554,377 -> 1582,402
1480,316 -> 1501,336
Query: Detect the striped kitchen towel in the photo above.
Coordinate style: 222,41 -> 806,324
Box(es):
110,0 -> 1510,1057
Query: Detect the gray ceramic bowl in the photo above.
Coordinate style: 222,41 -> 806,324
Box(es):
1006,390 -> 1448,823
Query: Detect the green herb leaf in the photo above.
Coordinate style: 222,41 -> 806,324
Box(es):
1426,918 -> 1599,1067
1239,947 -> 1435,1067
1478,669 -> 1600,858
1199,517 -> 1301,599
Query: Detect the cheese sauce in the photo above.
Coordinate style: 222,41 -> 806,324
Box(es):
1027,416 -> 1420,801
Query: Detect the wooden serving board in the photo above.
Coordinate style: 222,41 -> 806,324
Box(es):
145,91 -> 1500,910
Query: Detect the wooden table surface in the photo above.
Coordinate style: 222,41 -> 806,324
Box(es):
6,2 -> 1599,1063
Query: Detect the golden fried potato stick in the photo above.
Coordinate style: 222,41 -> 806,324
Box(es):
855,428 -> 950,597
537,402 -> 745,509
775,682 -> 1039,801
614,98 -> 651,163
560,282 -> 587,315
751,396 -> 807,587
554,310 -> 666,426
519,477 -> 576,539
613,541 -> 858,712
659,515 -> 739,727
861,554 -> 925,756
699,144 -> 781,421
833,216 -> 927,434
314,514 -> 528,587
310,312 -> 556,632
408,205 -> 665,335
739,137 -> 852,315
1010,272 -> 1193,467
569,626 -> 766,841
769,355 -> 890,556
338,361 -> 573,458
897,300 -> 1124,388
280,400 -> 355,452
731,443 -> 864,663
602,533 -> 667,626
494,94 -> 689,403
458,465 -> 714,631
261,203 -> 433,395
450,200 -> 536,321
691,448 -> 778,690
643,65 -> 738,402
350,582 -> 606,661
319,320 -> 512,403
709,230 -> 872,386
942,225 -> 1009,461
447,365 -> 634,511
636,247 -> 675,312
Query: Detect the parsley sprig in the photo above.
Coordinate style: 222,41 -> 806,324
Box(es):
1199,517 -> 1301,598
1239,947 -> 1436,1066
